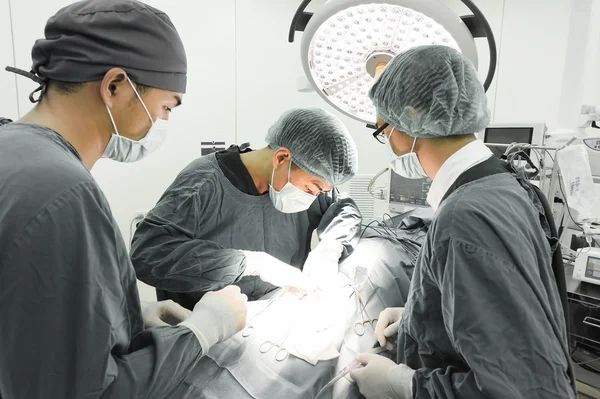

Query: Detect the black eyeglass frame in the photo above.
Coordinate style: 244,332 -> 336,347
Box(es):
372,122 -> 390,144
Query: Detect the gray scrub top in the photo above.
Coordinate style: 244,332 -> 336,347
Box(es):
399,172 -> 576,398
131,152 -> 362,304
0,123 -> 204,398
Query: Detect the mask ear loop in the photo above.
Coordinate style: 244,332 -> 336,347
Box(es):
388,128 -> 395,141
126,76 -> 154,123
270,154 -> 289,189
270,167 -> 276,188
410,137 -> 418,153
287,157 -> 293,183
104,76 -> 151,138
105,105 -> 120,137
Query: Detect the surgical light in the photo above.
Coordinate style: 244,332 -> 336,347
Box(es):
289,0 -> 497,124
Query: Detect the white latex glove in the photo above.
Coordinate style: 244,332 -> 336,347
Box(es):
350,353 -> 415,399
179,285 -> 248,353
375,307 -> 404,350
302,240 -> 344,289
141,300 -> 192,329
242,250 -> 316,291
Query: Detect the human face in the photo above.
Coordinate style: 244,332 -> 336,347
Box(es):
100,68 -> 182,141
271,149 -> 334,195
374,117 -> 414,157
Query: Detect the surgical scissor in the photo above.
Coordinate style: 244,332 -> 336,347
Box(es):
259,328 -> 291,362
352,288 -> 377,336
313,346 -> 395,399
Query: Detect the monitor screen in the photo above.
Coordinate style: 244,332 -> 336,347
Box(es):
586,256 -> 600,281
389,170 -> 432,207
483,127 -> 534,158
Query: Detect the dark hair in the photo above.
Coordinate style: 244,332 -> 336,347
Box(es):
133,83 -> 152,95
48,80 -> 85,95
47,80 -> 152,96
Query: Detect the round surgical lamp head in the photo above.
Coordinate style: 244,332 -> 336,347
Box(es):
289,0 -> 497,125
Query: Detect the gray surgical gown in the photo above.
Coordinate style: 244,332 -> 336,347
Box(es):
130,152 -> 362,305
0,123 -> 204,398
399,172 -> 576,398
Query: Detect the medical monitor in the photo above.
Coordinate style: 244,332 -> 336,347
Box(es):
388,171 -> 432,213
482,123 -> 546,159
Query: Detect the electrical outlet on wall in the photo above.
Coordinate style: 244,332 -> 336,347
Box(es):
201,141 -> 226,156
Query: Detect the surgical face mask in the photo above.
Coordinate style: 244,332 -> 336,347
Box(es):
102,77 -> 169,163
269,161 -> 317,213
385,129 -> 427,179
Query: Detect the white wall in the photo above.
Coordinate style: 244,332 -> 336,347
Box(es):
5,0 -> 578,301
0,0 -> 18,120
493,0 -> 572,130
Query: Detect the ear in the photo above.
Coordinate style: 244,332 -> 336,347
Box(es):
100,68 -> 130,109
272,148 -> 291,169
390,128 -> 410,146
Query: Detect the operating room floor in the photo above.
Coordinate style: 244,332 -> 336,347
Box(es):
577,363 -> 600,399
578,382 -> 600,399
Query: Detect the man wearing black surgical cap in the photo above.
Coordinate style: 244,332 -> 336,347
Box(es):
0,0 -> 248,397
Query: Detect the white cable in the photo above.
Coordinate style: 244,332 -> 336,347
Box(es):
129,216 -> 145,251
368,168 -> 389,199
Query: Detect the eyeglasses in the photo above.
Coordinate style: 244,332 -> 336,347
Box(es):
372,123 -> 389,144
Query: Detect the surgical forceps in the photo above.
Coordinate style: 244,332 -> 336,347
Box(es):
242,289 -> 286,337
352,287 -> 377,336
259,328 -> 290,362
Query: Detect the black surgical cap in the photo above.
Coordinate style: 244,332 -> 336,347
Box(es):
7,0 -> 187,102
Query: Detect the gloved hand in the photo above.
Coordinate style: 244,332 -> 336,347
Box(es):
302,240 -> 344,290
242,250 -> 316,291
350,353 -> 415,399
141,299 -> 192,329
179,285 -> 248,353
375,307 -> 404,350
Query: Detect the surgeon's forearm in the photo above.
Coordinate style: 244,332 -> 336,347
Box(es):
101,326 -> 204,398
132,237 -> 246,293
317,198 -> 362,256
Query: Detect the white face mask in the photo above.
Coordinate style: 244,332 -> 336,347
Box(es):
385,128 -> 428,179
102,77 -> 169,163
269,161 -> 318,213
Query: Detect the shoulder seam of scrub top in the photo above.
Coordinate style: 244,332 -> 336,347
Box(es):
8,122 -> 84,162
430,237 -> 516,273
204,154 -> 273,207
0,181 -> 107,265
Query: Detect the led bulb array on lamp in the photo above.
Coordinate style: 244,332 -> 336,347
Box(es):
308,4 -> 460,122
